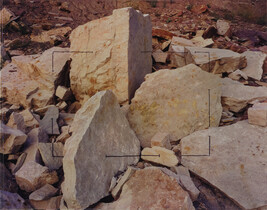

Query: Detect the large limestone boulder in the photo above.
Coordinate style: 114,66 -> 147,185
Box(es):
95,167 -> 194,210
181,120 -> 267,209
128,64 -> 222,147
70,7 -> 152,105
221,78 -> 267,112
62,90 -> 140,209
184,47 -> 246,74
0,47 -> 69,108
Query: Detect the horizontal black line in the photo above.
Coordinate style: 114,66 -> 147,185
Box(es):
52,51 -> 93,53
106,154 -> 160,158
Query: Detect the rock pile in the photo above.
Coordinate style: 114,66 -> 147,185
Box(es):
1,5 -> 267,210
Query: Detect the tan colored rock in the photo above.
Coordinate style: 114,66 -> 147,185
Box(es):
67,101 -> 81,113
141,146 -> 178,167
152,49 -> 168,63
38,143 -> 64,170
152,27 -> 176,40
95,168 -> 194,210
70,7 -> 152,105
0,107 -> 9,123
128,64 -> 222,147
181,120 -> 267,209
56,101 -> 67,110
15,161 -> 58,192
0,8 -> 14,28
216,19 -> 231,37
62,90 -> 140,209
29,184 -> 58,201
241,51 -> 266,80
151,132 -> 171,149
172,36 -> 195,47
7,112 -> 25,132
221,78 -> 267,112
55,85 -> 72,101
191,36 -> 214,47
30,195 -> 62,210
228,69 -> 248,81
59,113 -> 75,126
20,109 -> 39,132
248,103 -> 267,127
56,125 -> 70,143
30,27 -> 71,43
0,122 -> 27,154
161,40 -> 171,51
169,44 -> 186,68
12,153 -> 27,174
185,46 -> 247,74
111,167 -> 136,199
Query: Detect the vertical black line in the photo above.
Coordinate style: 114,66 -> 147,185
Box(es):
208,89 -> 210,127
52,51 -> 54,72
209,136 -> 211,156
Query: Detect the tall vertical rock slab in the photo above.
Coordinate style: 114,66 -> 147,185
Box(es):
128,64 -> 222,148
70,7 -> 152,105
62,90 -> 140,209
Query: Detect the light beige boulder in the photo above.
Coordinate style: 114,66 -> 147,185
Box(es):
69,7 -> 152,105
216,19 -> 231,36
0,8 -> 14,28
241,51 -> 266,80
221,78 -> 267,112
15,161 -> 58,192
62,90 -> 140,209
152,49 -> 168,63
228,69 -> 248,81
185,47 -> 246,74
55,85 -> 72,101
191,36 -> 214,47
128,64 -> 222,147
0,122 -> 27,154
151,132 -> 171,149
248,103 -> 267,127
172,36 -> 194,47
95,168 -> 194,210
181,120 -> 267,209
169,44 -> 186,68
141,146 -> 178,167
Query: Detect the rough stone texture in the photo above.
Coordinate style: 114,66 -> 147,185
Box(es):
20,109 -> 39,132
141,146 -> 178,167
185,47 -> 246,74
248,103 -> 267,127
228,69 -> 248,81
172,36 -> 195,47
151,132 -> 171,149
152,27 -> 176,40
0,163 -> 18,193
128,64 -> 222,147
152,49 -> 168,63
111,167 -> 136,199
181,120 -> 267,209
0,122 -> 27,154
6,112 -> 25,133
95,168 -> 194,210
221,78 -> 267,112
0,8 -> 14,28
38,143 -> 64,170
1,47 -> 69,108
216,19 -> 231,37
30,195 -> 62,210
12,153 -> 27,174
191,36 -> 214,47
169,44 -> 186,68
29,184 -> 58,201
30,27 -> 71,43
241,51 -> 266,80
62,90 -> 140,209
70,7 -> 152,105
15,161 -> 58,192
55,86 -> 72,101
0,190 -> 30,209
56,125 -> 70,143
40,106 -> 60,135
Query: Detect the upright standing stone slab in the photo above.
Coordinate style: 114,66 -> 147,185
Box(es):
62,90 -> 140,209
69,7 -> 152,105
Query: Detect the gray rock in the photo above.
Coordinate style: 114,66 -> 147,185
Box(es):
0,190 -> 30,209
62,90 -> 140,209
181,120 -> 267,209
0,163 -> 18,193
29,184 -> 58,201
40,106 -> 59,135
12,153 -> 27,174
7,112 -> 25,133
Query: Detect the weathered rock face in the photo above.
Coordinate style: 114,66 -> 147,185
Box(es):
216,19 -> 231,37
70,7 -> 152,105
30,27 -> 71,43
248,102 -> 267,127
0,190 -> 30,209
0,163 -> 18,193
0,47 -> 69,109
96,168 -> 194,210
62,90 -> 140,209
29,184 -> 58,201
241,51 -> 266,80
151,132 -> 171,149
184,47 -> 246,74
128,64 -> 222,147
0,8 -> 14,28
181,120 -> 267,209
15,161 -> 58,192
0,122 -> 27,154
39,106 -> 60,135
221,78 -> 267,112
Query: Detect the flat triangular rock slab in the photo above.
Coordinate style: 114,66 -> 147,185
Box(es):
62,90 -> 140,209
181,120 -> 267,209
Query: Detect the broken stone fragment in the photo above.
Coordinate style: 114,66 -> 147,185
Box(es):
29,184 -> 58,201
169,44 -> 186,68
228,69 -> 248,81
181,120 -> 267,209
70,7 -> 152,105
161,40 -> 171,51
152,27 -> 176,40
12,152 -> 27,174
152,49 -> 168,63
62,90 -> 140,209
216,19 -> 231,37
20,109 -> 39,132
172,36 -> 195,47
56,125 -> 70,143
7,112 -> 25,133
15,161 -> 58,192
0,8 -> 14,28
0,122 -> 27,154
30,195 -> 62,210
38,142 -> 64,170
128,64 -> 222,147
55,85 -> 73,101
141,146 -> 178,167
221,78 -> 267,112
191,36 -> 214,47
0,162 -> 18,192
0,190 -> 31,209
56,101 -> 67,111
95,168 -> 194,210
151,132 -> 171,149
248,103 -> 267,127
39,106 -> 60,135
